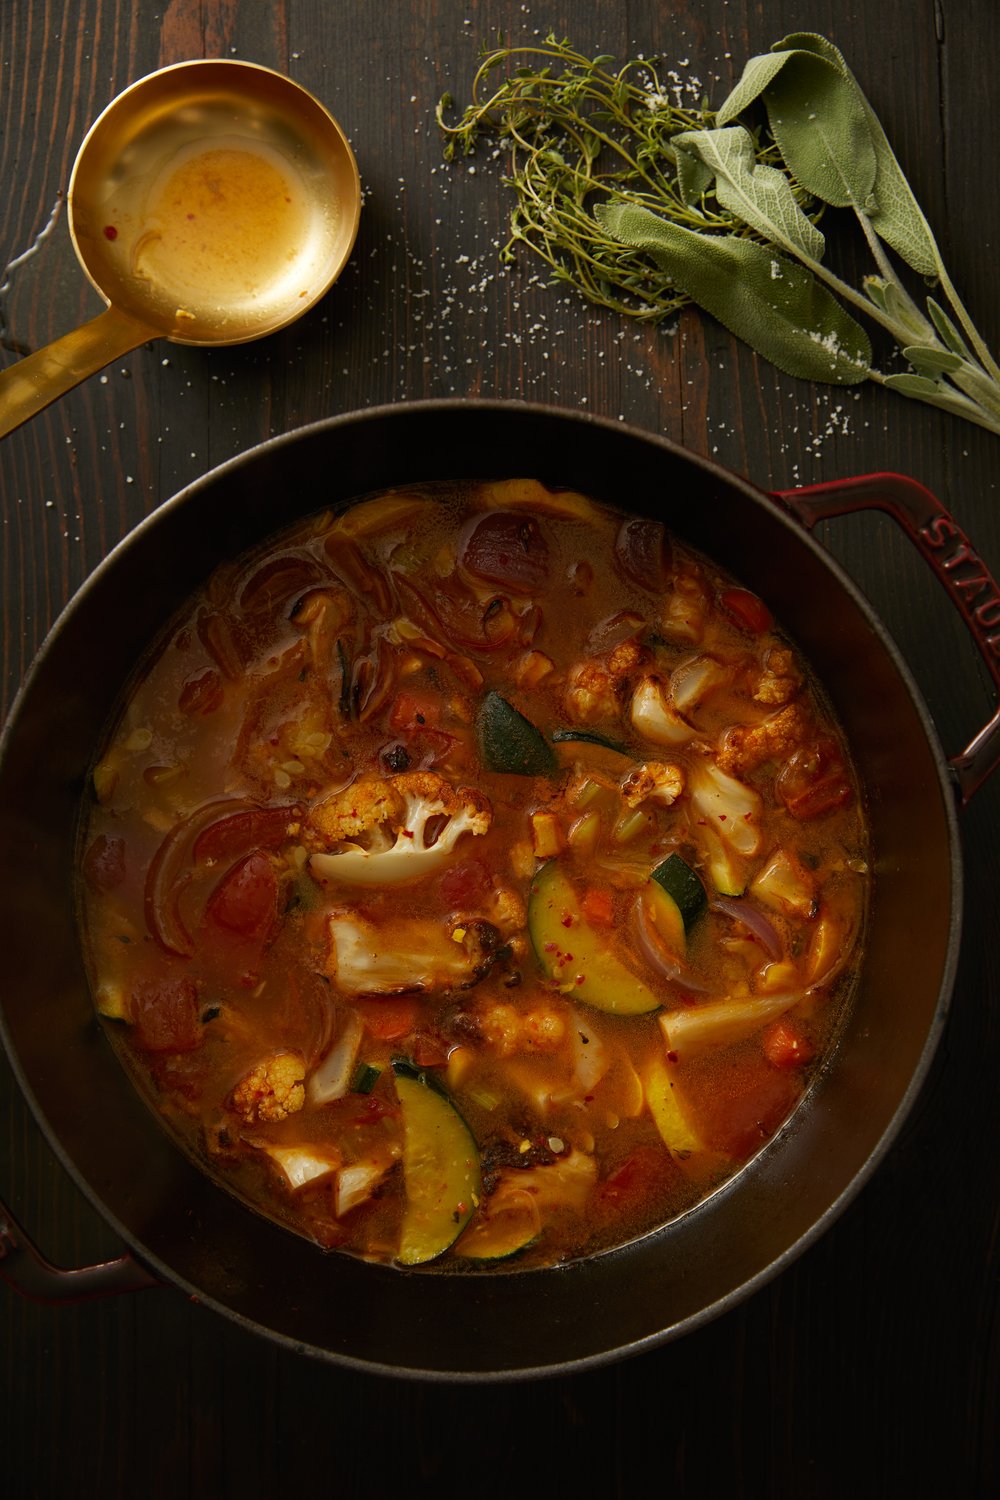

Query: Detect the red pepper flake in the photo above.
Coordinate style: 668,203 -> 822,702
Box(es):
103,224 -> 118,240
718,813 -> 727,821
561,914 -> 574,928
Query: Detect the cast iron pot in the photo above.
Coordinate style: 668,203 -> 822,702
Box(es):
2,401 -> 998,1380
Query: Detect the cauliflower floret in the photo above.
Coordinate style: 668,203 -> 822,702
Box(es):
564,639 -> 645,726
307,770 -> 491,886
477,1002 -> 567,1057
629,677 -> 695,747
753,648 -> 802,708
328,911 -> 506,996
716,703 -> 812,777
309,777 -> 402,845
660,571 -> 710,644
564,661 -> 619,725
231,1052 -> 306,1123
620,761 -> 685,808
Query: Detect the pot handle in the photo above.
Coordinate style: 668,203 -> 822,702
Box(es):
775,471 -> 1000,805
0,1191 -> 160,1303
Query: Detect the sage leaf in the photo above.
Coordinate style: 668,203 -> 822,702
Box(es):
596,202 -> 871,384
773,33 -> 939,276
950,364 -> 1000,422
864,277 -> 888,312
718,41 -> 875,208
761,53 -> 876,209
715,53 -> 793,124
673,147 -> 715,209
902,344 -> 964,376
882,373 -> 942,397
672,126 -> 825,261
926,297 -> 974,362
882,281 -> 936,343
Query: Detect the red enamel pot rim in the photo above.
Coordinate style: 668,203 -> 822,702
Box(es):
0,399 -> 976,1380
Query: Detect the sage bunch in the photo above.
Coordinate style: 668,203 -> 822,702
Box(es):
440,32 -> 1000,437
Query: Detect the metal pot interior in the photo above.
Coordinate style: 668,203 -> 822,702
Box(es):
0,402 -> 960,1378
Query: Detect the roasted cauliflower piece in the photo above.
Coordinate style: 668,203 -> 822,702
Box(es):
327,911 -> 506,996
620,761 -> 685,808
753,648 -> 802,708
564,660 -> 620,725
716,703 -> 812,777
563,638 -> 646,726
476,1002 -> 567,1058
307,770 -> 491,886
231,1052 -> 306,1123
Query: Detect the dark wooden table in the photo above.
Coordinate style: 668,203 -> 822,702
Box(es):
2,1 -> 998,1494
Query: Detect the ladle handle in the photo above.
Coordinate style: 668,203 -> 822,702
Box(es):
0,305 -> 156,440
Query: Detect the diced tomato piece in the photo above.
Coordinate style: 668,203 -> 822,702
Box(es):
204,851 -> 278,941
389,693 -> 441,733
354,995 -> 421,1040
350,1094 -> 398,1125
438,858 -> 492,908
720,587 -> 773,635
777,739 -> 853,820
131,975 -> 201,1053
699,1066 -> 799,1158
597,1145 -> 672,1211
763,1020 -> 814,1070
193,807 -> 293,864
82,833 -> 126,892
580,886 -> 614,925
411,1031 -> 450,1067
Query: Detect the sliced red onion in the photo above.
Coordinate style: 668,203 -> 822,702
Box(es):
460,512 -> 549,593
615,517 -> 670,591
632,899 -> 712,993
709,895 -> 783,959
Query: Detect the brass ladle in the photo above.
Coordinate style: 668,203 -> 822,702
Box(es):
0,59 -> 361,440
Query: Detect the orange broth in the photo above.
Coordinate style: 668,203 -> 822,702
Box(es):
78,479 -> 869,1268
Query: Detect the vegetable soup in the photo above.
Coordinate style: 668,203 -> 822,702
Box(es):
79,480 -> 868,1268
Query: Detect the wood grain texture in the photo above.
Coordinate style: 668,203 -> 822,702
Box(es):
2,1 -> 999,1495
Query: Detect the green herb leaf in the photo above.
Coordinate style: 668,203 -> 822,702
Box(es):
882,373 -> 942,397
718,39 -> 876,211
881,281 -> 937,343
715,52 -> 792,125
902,344 -> 964,377
758,51 -> 877,209
597,203 -> 871,384
776,33 -> 939,276
673,145 -> 714,209
672,125 -> 825,261
926,297 -> 975,362
864,276 -> 888,312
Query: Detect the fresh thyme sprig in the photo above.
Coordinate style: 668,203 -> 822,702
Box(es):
436,36 -> 819,324
439,32 -> 1000,438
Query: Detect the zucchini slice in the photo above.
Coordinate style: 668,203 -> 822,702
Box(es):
456,1201 -> 539,1262
528,860 -> 661,1015
476,691 -> 558,777
650,853 -> 707,928
393,1062 -> 482,1266
643,854 -> 707,958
